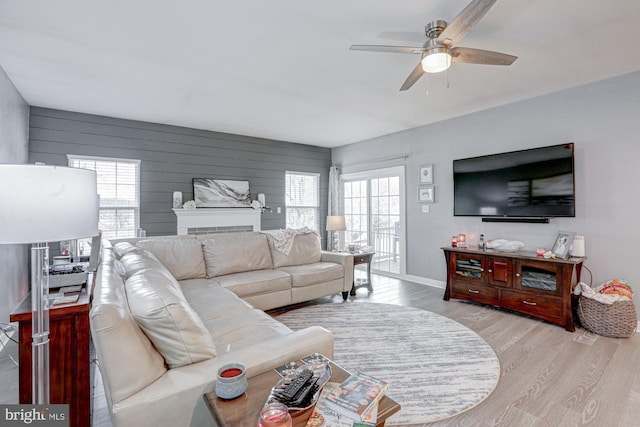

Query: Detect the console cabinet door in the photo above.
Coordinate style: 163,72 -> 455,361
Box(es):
449,253 -> 499,304
450,253 -> 485,284
487,257 -> 513,287
515,259 -> 563,296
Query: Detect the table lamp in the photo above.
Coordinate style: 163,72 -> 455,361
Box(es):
326,215 -> 346,252
0,164 -> 98,404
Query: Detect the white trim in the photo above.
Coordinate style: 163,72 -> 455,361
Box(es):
342,166 -> 407,276
342,166 -> 403,181
637,321 -> 640,333
372,270 -> 446,289
285,171 -> 321,231
67,154 -> 142,238
402,274 -> 447,289
67,154 -> 141,165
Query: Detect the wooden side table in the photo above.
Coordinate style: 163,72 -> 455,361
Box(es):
351,252 -> 375,296
9,273 -> 94,427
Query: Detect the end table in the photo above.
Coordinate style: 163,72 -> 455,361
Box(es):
9,273 -> 95,427
351,252 -> 375,296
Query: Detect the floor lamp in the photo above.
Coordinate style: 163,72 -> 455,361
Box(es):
326,215 -> 346,252
0,164 -> 98,404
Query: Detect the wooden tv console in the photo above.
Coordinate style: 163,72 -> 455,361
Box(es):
442,247 -> 585,331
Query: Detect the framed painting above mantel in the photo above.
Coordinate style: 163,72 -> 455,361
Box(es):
193,178 -> 251,208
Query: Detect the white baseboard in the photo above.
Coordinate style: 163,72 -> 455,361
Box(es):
403,274 -> 446,289
637,321 -> 640,333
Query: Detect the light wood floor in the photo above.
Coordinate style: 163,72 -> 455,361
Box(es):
272,275 -> 640,427
2,274 -> 639,426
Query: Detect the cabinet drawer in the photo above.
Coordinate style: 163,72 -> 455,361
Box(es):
354,256 -> 370,264
451,282 -> 498,305
500,290 -> 562,317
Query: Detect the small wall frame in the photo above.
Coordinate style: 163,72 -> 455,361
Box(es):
419,164 -> 434,185
418,185 -> 435,203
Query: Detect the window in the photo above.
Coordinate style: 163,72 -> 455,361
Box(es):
68,155 -> 141,240
285,171 -> 319,231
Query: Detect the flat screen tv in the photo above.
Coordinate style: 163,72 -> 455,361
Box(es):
453,143 -> 575,218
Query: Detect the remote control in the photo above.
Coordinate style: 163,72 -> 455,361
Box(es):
286,376 -> 318,408
279,369 -> 313,400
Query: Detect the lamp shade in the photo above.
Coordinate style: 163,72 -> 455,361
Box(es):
326,215 -> 346,231
0,164 -> 99,244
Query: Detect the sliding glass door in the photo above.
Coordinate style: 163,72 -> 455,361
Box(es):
343,167 -> 405,276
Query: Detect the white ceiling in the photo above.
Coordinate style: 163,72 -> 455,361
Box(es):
1,1 -> 639,148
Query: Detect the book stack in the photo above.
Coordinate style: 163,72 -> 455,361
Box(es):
306,372 -> 388,427
48,285 -> 83,305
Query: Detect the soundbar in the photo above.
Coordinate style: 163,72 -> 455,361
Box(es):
481,217 -> 550,224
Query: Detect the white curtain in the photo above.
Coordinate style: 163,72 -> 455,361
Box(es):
327,166 -> 341,250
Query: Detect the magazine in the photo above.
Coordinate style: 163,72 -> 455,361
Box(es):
306,383 -> 377,427
322,372 -> 387,422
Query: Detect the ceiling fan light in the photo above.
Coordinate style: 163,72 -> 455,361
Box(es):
421,51 -> 451,73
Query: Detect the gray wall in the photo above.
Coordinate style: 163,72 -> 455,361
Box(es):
334,71 -> 640,310
0,66 -> 30,323
28,107 -> 331,238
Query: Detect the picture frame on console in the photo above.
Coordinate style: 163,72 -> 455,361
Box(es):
419,164 -> 434,184
551,231 -> 575,259
418,185 -> 435,203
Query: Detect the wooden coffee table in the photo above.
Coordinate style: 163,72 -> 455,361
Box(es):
205,360 -> 400,426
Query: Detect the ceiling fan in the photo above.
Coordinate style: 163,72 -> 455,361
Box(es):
350,0 -> 517,91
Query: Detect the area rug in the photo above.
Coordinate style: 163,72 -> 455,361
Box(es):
276,302 -> 500,425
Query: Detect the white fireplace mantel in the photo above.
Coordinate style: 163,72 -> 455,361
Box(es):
173,208 -> 261,235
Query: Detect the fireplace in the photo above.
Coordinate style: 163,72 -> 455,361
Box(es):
173,208 -> 261,235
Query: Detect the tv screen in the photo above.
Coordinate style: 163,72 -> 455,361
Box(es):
453,143 -> 575,218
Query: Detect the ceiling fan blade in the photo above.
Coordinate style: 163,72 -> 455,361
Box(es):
437,0 -> 498,46
350,45 -> 425,54
451,47 -> 517,65
378,31 -> 425,44
400,61 -> 426,91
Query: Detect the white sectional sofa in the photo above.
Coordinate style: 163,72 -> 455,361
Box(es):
90,231 -> 354,427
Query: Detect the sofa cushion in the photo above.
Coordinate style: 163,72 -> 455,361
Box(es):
277,262 -> 344,287
268,232 -> 322,268
136,238 -> 206,280
125,269 -> 217,368
113,241 -> 146,259
201,233 -> 273,278
203,308 -> 293,352
90,251 -> 167,404
213,270 -> 292,298
179,278 -> 253,322
119,251 -> 172,280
